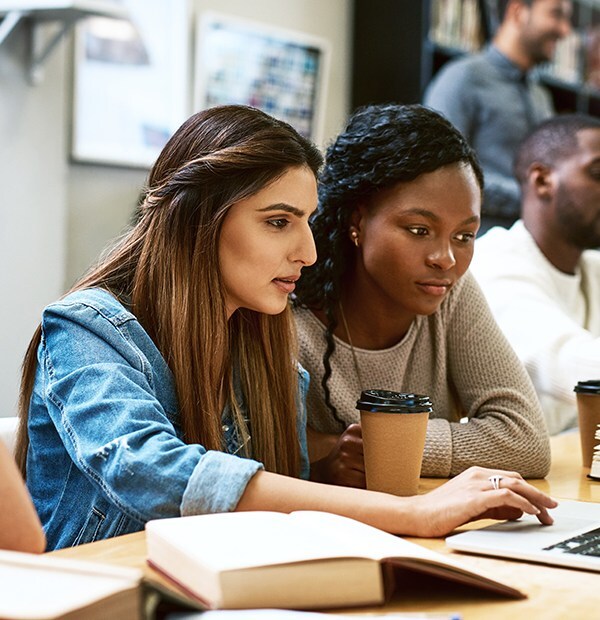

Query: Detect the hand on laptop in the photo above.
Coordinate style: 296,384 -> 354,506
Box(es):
410,467 -> 558,537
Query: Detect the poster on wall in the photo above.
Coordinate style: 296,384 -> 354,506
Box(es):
194,13 -> 330,145
71,0 -> 190,168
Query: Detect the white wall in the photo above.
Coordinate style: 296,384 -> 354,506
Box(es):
67,0 -> 352,284
0,0 -> 352,417
0,24 -> 68,418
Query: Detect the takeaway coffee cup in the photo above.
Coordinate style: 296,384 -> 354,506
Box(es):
574,380 -> 600,468
356,389 -> 432,496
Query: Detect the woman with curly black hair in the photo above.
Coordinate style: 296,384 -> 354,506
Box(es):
294,103 -> 551,487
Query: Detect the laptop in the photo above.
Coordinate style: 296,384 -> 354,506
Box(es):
446,499 -> 600,572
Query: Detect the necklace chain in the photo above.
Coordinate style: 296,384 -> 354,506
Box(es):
338,301 -> 365,391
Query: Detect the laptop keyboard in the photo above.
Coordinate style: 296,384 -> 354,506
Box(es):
543,526 -> 600,557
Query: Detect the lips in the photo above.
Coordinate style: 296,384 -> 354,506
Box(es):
416,280 -> 453,297
272,276 -> 299,294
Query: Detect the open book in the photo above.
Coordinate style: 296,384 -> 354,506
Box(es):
146,511 -> 525,610
0,550 -> 201,620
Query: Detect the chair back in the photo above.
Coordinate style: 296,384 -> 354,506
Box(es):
0,417 -> 19,456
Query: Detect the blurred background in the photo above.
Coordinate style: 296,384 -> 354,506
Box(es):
0,0 -> 351,420
0,0 -> 598,419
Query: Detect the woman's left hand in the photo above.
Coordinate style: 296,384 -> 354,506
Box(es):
309,424 -> 365,488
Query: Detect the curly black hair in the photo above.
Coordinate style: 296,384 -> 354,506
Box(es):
294,103 -> 483,427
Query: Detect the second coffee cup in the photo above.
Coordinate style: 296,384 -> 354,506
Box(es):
356,389 -> 432,496
574,380 -> 600,468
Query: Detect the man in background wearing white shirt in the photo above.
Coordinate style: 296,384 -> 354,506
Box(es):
471,114 -> 600,435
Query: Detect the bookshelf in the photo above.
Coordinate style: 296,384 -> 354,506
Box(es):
352,0 -> 600,116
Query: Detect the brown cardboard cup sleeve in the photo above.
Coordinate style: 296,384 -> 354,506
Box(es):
356,390 -> 431,497
574,380 -> 600,468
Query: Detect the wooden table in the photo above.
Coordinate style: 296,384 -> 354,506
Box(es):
54,432 -> 600,619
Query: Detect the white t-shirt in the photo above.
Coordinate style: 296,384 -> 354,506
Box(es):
471,220 -> 600,434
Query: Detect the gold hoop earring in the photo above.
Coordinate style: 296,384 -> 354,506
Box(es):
350,229 -> 359,247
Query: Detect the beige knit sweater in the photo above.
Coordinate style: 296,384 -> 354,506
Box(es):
294,272 -> 551,478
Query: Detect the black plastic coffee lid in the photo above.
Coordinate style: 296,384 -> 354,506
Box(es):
360,389 -> 417,403
574,380 -> 600,394
356,389 -> 432,413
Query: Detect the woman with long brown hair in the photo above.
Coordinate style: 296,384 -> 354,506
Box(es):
18,105 -> 555,551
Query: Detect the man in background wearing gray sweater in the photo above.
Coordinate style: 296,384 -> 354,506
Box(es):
424,0 -> 571,227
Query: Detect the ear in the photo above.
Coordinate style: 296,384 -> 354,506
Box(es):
528,162 -> 556,201
349,204 -> 368,234
506,0 -> 530,26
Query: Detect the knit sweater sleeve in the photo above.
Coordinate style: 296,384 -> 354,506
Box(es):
423,272 -> 551,478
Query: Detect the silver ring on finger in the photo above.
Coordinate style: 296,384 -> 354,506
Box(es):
488,474 -> 503,491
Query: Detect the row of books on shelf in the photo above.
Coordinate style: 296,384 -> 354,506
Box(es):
536,25 -> 600,92
428,0 -> 600,92
537,28 -> 600,91
429,0 -> 484,53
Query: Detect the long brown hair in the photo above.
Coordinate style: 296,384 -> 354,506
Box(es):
17,105 -> 322,477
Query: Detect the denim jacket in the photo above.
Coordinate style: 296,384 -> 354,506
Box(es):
26,288 -> 310,550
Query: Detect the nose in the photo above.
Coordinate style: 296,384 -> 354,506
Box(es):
426,241 -> 456,271
558,17 -> 571,38
556,4 -> 572,38
294,223 -> 317,267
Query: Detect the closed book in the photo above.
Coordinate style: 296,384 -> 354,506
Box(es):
146,511 -> 524,610
0,549 -> 200,620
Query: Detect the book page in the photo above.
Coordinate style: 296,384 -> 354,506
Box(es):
290,512 -> 449,562
149,511 -> 460,571
148,512 -> 373,572
191,610 -> 459,619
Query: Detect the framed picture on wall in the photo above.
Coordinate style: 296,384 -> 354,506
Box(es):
194,13 -> 330,145
71,0 -> 191,168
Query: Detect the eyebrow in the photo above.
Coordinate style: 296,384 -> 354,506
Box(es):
256,203 -> 306,217
402,208 -> 480,226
